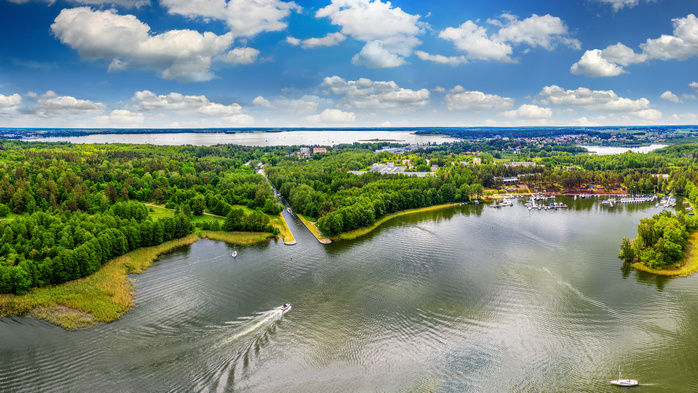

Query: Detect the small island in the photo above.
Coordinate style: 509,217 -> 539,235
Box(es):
619,193 -> 698,276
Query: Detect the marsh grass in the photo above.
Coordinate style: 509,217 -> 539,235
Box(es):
337,203 -> 460,241
270,214 -> 294,243
0,234 -> 200,330
631,231 -> 698,277
198,230 -> 273,245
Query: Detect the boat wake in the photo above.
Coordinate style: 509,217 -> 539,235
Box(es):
190,307 -> 290,393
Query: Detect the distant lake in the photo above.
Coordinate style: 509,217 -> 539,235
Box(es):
581,144 -> 668,155
23,130 -> 459,147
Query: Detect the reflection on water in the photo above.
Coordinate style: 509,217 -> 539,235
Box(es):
2,198 -> 698,392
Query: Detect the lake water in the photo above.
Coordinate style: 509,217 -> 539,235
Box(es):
581,144 -> 668,155
23,131 -> 458,147
1,199 -> 697,392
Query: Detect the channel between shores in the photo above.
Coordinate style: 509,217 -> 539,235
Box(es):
0,203 -> 463,329
0,231 -> 273,330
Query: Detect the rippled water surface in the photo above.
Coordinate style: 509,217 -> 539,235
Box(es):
2,199 -> 698,392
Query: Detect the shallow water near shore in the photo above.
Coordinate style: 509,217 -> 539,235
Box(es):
2,198 -> 697,392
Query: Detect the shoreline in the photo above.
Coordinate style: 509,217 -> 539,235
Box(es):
0,231 -> 273,330
336,203 -> 461,241
630,206 -> 698,277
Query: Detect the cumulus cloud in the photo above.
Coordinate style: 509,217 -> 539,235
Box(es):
95,109 -> 145,125
444,88 -> 514,111
594,0 -> 640,11
304,108 -> 355,124
130,90 -> 243,116
286,32 -> 346,49
660,91 -> 681,103
252,96 -> 273,108
496,13 -> 580,50
217,47 -> 259,65
51,7 -> 234,82
572,15 -> 698,77
273,96 -> 324,114
570,49 -> 626,77
436,13 -> 577,63
37,95 -> 106,116
160,0 -> 300,37
537,85 -> 651,112
631,108 -> 662,121
500,104 -> 552,119
320,76 -> 429,110
690,81 -> 698,92
415,50 -> 467,65
0,94 -> 22,113
316,0 -> 425,67
8,0 -> 149,7
351,40 -> 406,68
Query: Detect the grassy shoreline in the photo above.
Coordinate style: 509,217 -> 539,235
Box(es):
631,231 -> 698,277
337,203 -> 461,241
0,231 -> 272,330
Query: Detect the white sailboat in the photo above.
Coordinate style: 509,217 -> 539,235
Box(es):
232,244 -> 237,258
609,365 -> 638,387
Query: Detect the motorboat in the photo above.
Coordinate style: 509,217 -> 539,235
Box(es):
287,207 -> 293,214
610,366 -> 638,387
279,303 -> 291,313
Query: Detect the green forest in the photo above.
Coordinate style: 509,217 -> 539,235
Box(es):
0,141 -> 284,294
3,137 -> 698,295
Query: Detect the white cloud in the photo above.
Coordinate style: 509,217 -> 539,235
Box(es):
130,90 -> 243,116
570,49 -> 626,77
160,0 -> 300,37
8,0 -> 149,7
660,91 -> 681,103
0,94 -> 22,113
252,96 -> 273,108
683,94 -> 698,100
274,96 -> 322,114
286,32 -> 346,49
218,47 -> 259,65
316,0 -> 425,67
51,7 -> 234,82
575,14 -> 698,78
500,104 -> 552,119
436,13 -> 577,63
496,13 -> 580,50
37,95 -> 106,116
444,89 -> 514,111
595,0 -> 640,11
320,76 -> 429,110
631,108 -> 662,121
571,15 -> 698,77
304,108 -> 355,124
640,14 -> 698,61
95,109 -> 145,125
439,21 -> 513,62
668,113 -> 698,123
600,43 -> 647,66
537,85 -> 651,112
690,81 -> 698,91
351,40 -> 406,68
415,50 -> 467,65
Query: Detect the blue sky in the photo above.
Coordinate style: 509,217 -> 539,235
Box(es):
1,0 -> 697,128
